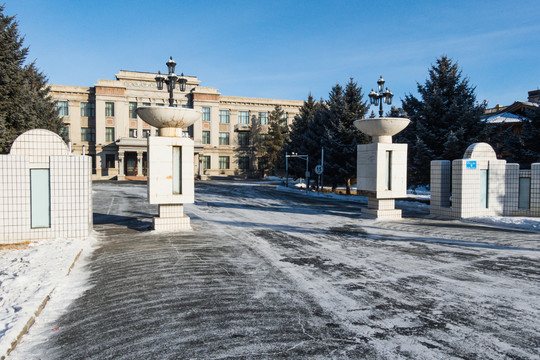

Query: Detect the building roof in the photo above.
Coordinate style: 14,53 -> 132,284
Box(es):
483,101 -> 539,123
484,112 -> 524,124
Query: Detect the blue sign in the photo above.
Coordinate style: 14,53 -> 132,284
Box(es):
466,160 -> 477,169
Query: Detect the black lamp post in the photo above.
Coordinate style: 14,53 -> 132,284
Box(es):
155,56 -> 188,107
368,76 -> 394,117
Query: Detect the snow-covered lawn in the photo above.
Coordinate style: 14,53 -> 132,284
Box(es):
0,236 -> 96,358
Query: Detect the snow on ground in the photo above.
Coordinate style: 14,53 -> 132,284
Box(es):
2,179 -> 540,358
276,181 -> 540,233
0,235 -> 97,358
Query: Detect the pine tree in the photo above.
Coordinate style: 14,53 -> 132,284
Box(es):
263,105 -> 288,175
521,107 -> 540,164
0,5 -> 64,153
489,107 -> 540,167
386,106 -> 407,118
284,93 -> 317,178
324,79 -> 368,193
398,56 -> 485,186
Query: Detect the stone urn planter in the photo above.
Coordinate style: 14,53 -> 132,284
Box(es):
354,117 -> 410,219
137,106 -> 202,231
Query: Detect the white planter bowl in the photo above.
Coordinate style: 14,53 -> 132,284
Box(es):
136,106 -> 202,129
354,117 -> 410,143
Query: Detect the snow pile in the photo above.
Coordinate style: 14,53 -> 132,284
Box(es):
0,235 -> 97,357
465,216 -> 540,232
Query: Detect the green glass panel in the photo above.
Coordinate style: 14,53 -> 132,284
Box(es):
172,146 -> 182,194
480,169 -> 488,209
31,169 -> 50,228
518,177 -> 531,210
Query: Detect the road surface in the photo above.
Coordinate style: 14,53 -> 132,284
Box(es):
12,180 -> 540,359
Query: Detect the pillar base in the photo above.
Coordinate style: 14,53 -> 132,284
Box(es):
153,204 -> 192,231
362,197 -> 402,220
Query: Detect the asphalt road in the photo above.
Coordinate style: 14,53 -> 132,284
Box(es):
12,181 -> 540,359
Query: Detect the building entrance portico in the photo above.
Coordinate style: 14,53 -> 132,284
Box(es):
124,152 -> 138,176
116,137 -> 148,180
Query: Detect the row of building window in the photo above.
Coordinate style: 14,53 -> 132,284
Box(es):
200,155 -> 266,170
79,127 -> 155,142
91,154 -> 263,171
55,101 -> 113,117
56,101 -> 282,125
201,132 -> 268,146
208,109 -> 273,125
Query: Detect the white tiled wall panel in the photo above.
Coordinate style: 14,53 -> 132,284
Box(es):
431,142 -> 540,219
0,130 -> 92,244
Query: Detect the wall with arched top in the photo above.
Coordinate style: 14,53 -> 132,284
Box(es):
0,129 -> 92,244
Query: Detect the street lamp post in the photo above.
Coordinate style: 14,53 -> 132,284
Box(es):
368,76 -> 394,117
154,56 -> 188,107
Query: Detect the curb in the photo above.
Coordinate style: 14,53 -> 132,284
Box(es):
2,249 -> 84,360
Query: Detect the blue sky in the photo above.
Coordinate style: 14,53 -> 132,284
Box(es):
5,0 -> 540,111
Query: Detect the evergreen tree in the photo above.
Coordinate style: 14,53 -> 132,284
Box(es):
488,107 -> 540,167
398,56 -> 486,186
324,79 -> 368,193
386,106 -> 407,118
520,107 -> 540,164
235,113 -> 265,177
262,105 -> 288,175
284,93 -> 317,178
0,5 -> 64,153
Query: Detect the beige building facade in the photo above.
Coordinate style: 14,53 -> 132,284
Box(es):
50,70 -> 303,180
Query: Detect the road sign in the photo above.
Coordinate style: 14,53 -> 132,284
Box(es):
315,165 -> 323,175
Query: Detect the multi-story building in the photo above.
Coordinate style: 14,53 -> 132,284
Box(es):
50,70 -> 304,180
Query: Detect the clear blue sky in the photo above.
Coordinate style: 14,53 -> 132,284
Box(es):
5,0 -> 540,110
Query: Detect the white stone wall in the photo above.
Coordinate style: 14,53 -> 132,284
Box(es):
0,129 -> 92,244
357,143 -> 407,199
147,136 -> 194,205
431,142 -> 539,218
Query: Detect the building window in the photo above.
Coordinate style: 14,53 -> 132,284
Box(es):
105,127 -> 115,142
219,110 -> 230,123
62,124 -> 70,140
55,101 -> 68,116
238,156 -> 250,170
105,154 -> 115,168
219,132 -> 229,145
105,102 -> 115,117
259,133 -> 269,142
202,131 -> 210,144
142,102 -> 151,107
238,133 -> 249,147
238,111 -> 249,124
280,113 -> 287,126
143,129 -> 151,138
129,129 -> 137,138
258,157 -> 268,170
202,107 -> 211,121
202,155 -> 211,169
219,156 -> 230,169
80,102 -> 95,117
258,112 -> 268,125
81,127 -> 95,142
155,129 -> 160,136
156,103 -> 165,107
129,102 -> 137,118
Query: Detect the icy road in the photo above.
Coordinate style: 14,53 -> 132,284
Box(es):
12,180 -> 540,359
